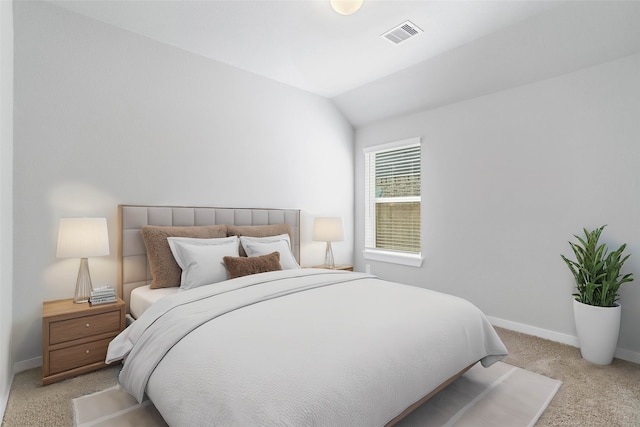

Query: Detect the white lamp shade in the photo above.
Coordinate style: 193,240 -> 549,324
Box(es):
330,0 -> 364,15
56,218 -> 110,258
313,217 -> 345,242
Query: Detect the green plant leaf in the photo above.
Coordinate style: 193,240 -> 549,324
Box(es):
561,225 -> 634,307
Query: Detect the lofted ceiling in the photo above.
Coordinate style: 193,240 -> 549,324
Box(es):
49,0 -> 560,97
49,0 -> 640,126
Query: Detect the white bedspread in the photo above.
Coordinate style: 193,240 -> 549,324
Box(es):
107,269 -> 507,426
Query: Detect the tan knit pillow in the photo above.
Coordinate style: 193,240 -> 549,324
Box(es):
226,224 -> 292,256
142,225 -> 228,288
223,252 -> 282,279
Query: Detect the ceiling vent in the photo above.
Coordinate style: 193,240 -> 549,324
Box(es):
381,21 -> 423,44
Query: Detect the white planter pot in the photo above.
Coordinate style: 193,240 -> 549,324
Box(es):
573,299 -> 621,365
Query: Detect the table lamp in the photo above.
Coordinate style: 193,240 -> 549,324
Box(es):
56,218 -> 110,303
313,217 -> 345,269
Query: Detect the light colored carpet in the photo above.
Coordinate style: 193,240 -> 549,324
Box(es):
4,328 -> 639,426
495,327 -> 640,426
1,364 -> 120,427
72,361 -> 560,427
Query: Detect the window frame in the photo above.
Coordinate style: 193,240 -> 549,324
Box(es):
363,137 -> 424,267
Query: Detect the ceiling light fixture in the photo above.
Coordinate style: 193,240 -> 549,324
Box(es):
330,0 -> 364,16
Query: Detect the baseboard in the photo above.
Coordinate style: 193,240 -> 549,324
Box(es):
487,316 -> 580,347
13,356 -> 41,374
4,357 -> 39,420
488,316 -> 640,364
0,374 -> 12,425
613,347 -> 640,364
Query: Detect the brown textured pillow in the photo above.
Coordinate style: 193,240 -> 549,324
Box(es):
223,252 -> 282,279
226,223 -> 292,256
142,225 -> 228,288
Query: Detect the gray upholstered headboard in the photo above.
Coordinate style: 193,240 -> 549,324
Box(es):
118,204 -> 301,312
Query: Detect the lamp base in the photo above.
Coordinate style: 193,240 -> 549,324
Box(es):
324,242 -> 335,269
73,258 -> 93,304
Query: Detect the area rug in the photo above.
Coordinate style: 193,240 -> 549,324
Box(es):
396,361 -> 561,426
73,361 -> 561,427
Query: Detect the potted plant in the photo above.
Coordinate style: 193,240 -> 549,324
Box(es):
561,225 -> 633,364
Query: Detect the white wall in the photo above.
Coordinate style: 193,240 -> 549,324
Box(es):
12,1 -> 354,366
1,0 -> 14,414
355,53 -> 640,360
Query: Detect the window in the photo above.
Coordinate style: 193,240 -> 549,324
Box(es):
364,138 -> 423,267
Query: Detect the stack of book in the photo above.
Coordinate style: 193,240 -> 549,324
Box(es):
90,286 -> 117,305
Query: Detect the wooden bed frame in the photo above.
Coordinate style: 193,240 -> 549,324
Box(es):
117,204 -> 300,313
386,362 -> 475,426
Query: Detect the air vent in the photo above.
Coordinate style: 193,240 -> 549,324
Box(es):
381,21 -> 423,44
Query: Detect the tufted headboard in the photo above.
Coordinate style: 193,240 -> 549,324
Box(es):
118,204 -> 301,313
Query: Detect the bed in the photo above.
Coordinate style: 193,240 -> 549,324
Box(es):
108,204 -> 508,426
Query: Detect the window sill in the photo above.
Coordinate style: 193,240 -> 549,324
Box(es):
363,249 -> 424,267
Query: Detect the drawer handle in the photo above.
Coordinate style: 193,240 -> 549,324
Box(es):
86,323 -> 90,327
86,350 -> 90,354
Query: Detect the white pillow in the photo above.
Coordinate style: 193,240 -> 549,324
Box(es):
168,236 -> 239,290
239,233 -> 292,247
240,234 -> 300,270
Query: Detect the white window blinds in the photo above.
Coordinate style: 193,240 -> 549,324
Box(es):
364,138 -> 421,255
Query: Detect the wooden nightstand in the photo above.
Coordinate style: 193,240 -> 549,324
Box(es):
312,265 -> 354,271
42,297 -> 125,385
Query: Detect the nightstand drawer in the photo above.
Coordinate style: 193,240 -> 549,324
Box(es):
49,310 -> 121,345
49,337 -> 111,375
43,297 -> 125,384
